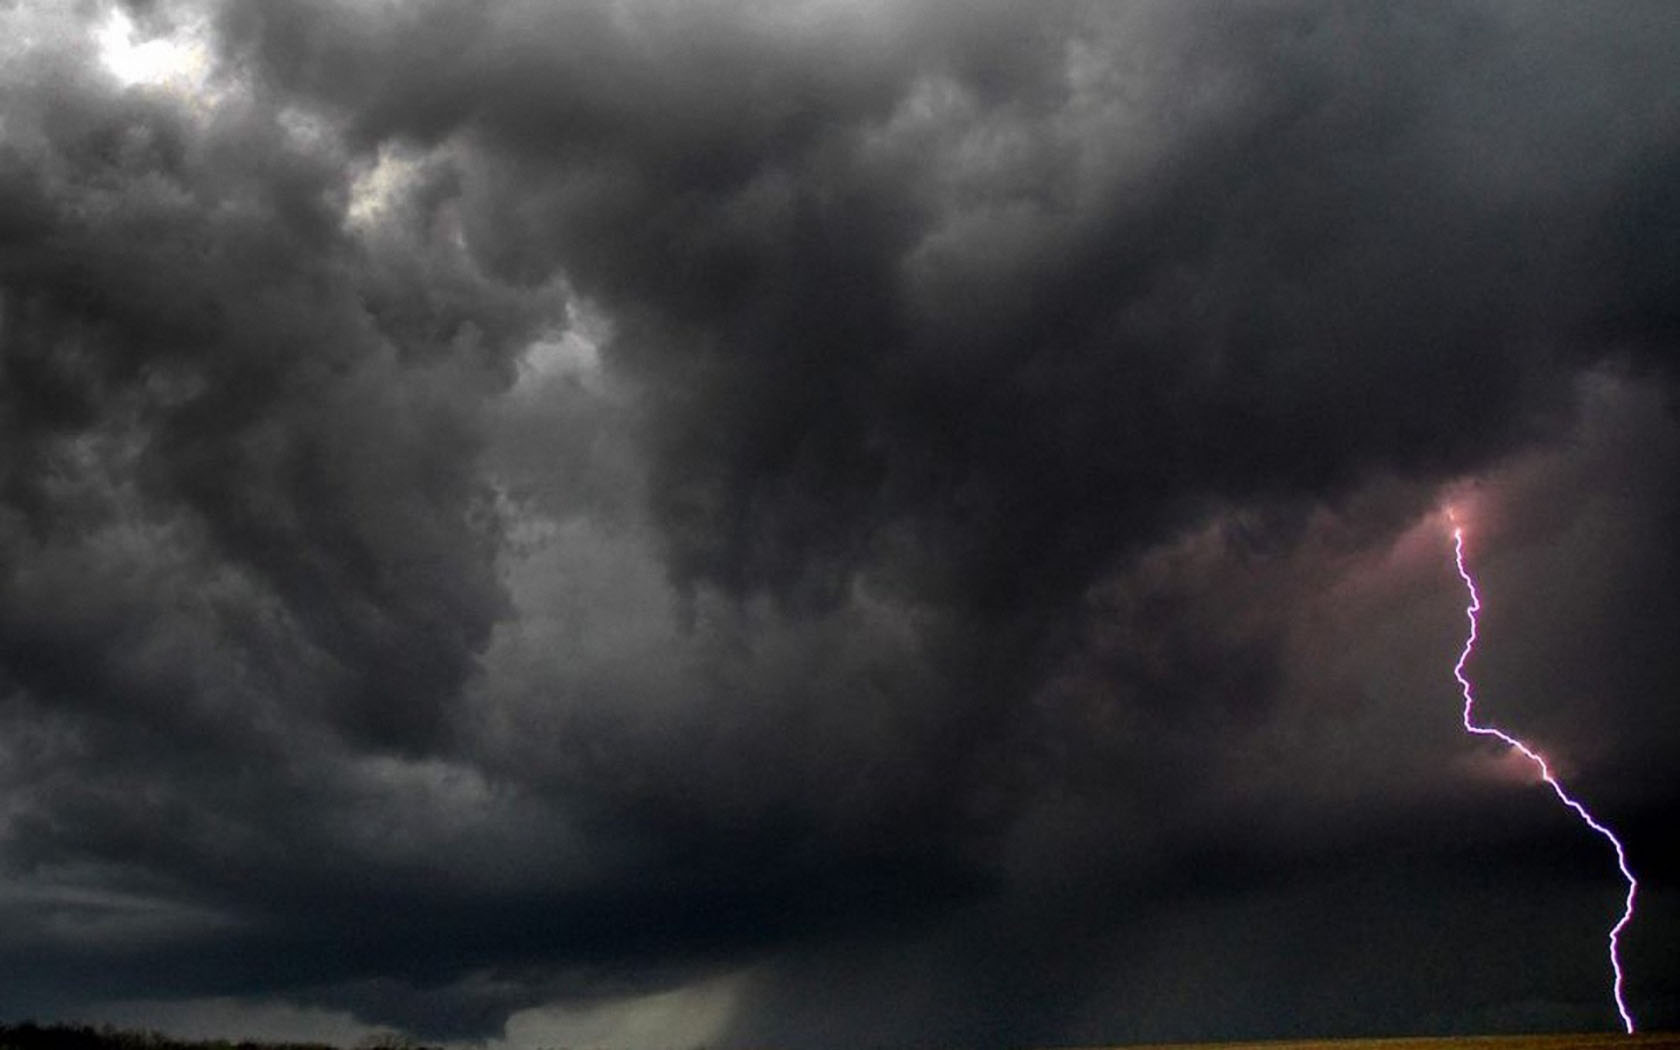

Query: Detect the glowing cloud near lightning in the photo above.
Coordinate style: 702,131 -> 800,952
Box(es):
1449,513 -> 1638,1033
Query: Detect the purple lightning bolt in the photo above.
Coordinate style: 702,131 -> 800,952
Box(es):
1450,519 -> 1638,1033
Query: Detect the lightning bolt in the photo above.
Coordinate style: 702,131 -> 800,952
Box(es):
1450,516 -> 1638,1033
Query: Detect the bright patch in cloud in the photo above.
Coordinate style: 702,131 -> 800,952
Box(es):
497,974 -> 744,1050
515,298 -> 615,395
95,8 -> 212,92
347,146 -> 428,231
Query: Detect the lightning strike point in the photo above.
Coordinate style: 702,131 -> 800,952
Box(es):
1450,525 -> 1638,1033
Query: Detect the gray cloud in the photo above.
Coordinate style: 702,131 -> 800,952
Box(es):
2,0 -> 1678,1043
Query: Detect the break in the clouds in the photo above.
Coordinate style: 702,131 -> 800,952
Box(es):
2,1 -> 1679,1045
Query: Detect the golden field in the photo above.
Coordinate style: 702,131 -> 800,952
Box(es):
1093,1035 -> 1680,1050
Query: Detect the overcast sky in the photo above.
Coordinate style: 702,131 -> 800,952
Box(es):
2,1 -> 1679,1046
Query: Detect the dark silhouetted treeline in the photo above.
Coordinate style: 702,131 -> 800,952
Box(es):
0,1023 -> 438,1050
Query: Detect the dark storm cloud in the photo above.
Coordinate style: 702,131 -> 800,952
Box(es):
0,38 -> 540,755
3,0 -> 1679,1044
220,0 -> 1672,618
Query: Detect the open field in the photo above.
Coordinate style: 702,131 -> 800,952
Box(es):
5,1025 -> 1678,1050
1094,1036 -> 1680,1050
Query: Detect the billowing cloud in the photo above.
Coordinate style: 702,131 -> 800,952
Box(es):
2,1 -> 1677,1045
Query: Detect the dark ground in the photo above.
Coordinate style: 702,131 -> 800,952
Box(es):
5,1021 -> 1678,1050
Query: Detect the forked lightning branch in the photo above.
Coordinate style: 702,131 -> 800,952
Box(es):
1448,514 -> 1638,1033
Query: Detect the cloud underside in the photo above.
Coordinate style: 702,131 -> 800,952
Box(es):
2,0 -> 1679,1044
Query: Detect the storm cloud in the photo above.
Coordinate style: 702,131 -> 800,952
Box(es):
2,1 -> 1678,1045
